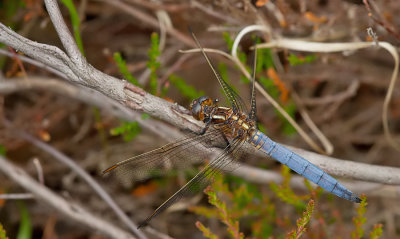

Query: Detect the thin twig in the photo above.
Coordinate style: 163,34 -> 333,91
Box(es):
0,77 -> 136,121
0,76 -> 177,140
0,193 -> 34,200
263,1 -> 286,27
378,42 -> 400,151
0,155 -> 134,239
96,0 -> 196,47
45,0 -> 86,69
138,44 -> 181,86
301,81 -> 360,105
190,0 -> 240,24
255,37 -> 400,152
0,20 -> 202,136
33,158 -> 45,185
159,53 -> 191,85
363,0 -> 400,41
180,47 -> 329,154
231,25 -> 333,154
3,120 -> 147,239
7,47 -> 27,78
127,0 -> 189,13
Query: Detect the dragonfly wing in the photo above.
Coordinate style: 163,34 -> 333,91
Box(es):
190,31 -> 248,114
248,46 -> 257,122
137,135 -> 246,228
103,127 -> 230,185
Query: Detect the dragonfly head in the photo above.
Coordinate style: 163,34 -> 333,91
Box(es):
190,96 -> 214,121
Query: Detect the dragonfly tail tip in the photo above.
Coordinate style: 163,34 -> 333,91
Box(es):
354,195 -> 362,203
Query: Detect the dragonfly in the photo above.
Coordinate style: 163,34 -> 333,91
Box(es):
103,32 -> 361,229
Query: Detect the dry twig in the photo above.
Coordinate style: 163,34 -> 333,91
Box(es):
0,155 -> 135,239
3,122 -> 147,239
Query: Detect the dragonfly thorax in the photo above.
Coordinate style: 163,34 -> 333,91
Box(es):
190,96 -> 256,140
213,107 -> 256,140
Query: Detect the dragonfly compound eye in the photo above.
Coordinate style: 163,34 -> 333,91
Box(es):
190,99 -> 202,120
190,96 -> 211,120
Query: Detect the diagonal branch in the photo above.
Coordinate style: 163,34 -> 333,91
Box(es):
0,155 -> 134,239
3,119 -> 146,238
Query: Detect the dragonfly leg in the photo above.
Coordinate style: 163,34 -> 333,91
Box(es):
220,131 -> 230,147
197,119 -> 212,135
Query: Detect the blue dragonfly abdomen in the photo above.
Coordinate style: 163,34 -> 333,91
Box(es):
249,130 -> 361,203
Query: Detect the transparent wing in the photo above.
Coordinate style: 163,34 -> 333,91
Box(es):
137,134 -> 246,228
103,127 -> 230,185
248,46 -> 257,121
190,30 -> 248,114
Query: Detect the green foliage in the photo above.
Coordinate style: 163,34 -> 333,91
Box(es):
270,166 -> 308,210
195,221 -> 219,239
0,145 -> 5,156
147,32 -> 161,95
113,52 -> 140,86
0,222 -> 8,239
255,47 -> 274,72
258,76 -> 280,98
160,83 -> 169,98
222,33 -> 297,135
349,195 -> 383,239
92,107 -> 109,150
0,0 -> 25,24
60,0 -> 110,149
61,0 -> 112,149
192,167 -> 380,238
258,76 -> 296,135
369,224 -> 383,239
287,200 -> 314,239
222,32 -> 234,51
193,171 -> 292,238
203,185 -> 244,239
110,121 -> 142,141
254,39 -> 297,135
281,102 -> 297,135
16,202 -> 31,239
256,49 -> 297,136
193,173 -> 275,238
169,74 -> 204,101
257,122 -> 267,134
61,0 -> 85,54
351,195 -> 367,239
112,51 -> 146,141
0,0 -> 25,68
141,113 -> 150,120
303,178 -> 323,201
287,53 -> 317,66
222,32 -> 247,64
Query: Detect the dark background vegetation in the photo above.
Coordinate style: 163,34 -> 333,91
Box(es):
0,0 -> 399,238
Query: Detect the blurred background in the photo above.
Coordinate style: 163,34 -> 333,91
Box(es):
0,0 -> 399,238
